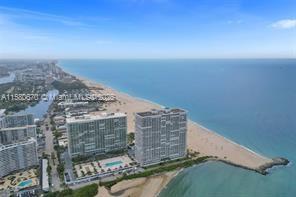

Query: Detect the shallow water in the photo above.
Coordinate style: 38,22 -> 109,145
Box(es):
0,72 -> 15,84
16,89 -> 58,119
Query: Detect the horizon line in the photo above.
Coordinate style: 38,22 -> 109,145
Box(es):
0,57 -> 296,61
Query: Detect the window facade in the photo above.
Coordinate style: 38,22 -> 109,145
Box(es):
135,109 -> 187,166
67,114 -> 127,157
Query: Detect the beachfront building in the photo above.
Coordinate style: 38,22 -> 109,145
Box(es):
0,138 -> 38,178
0,114 -> 34,128
135,108 -> 187,166
66,113 -> 127,157
0,125 -> 37,144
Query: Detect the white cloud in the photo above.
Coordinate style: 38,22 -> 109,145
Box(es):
271,19 -> 296,29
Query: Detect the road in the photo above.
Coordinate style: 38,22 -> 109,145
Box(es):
43,116 -> 61,191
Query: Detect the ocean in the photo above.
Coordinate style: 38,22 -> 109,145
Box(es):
60,59 -> 296,197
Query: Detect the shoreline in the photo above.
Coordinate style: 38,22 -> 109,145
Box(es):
59,67 -> 289,196
97,170 -> 181,197
190,121 -> 266,159
155,169 -> 182,197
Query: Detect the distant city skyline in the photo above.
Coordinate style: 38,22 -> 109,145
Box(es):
0,0 -> 295,59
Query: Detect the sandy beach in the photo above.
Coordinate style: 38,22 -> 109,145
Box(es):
83,78 -> 272,168
96,171 -> 180,197
79,77 -> 275,197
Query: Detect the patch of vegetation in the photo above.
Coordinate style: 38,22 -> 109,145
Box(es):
72,155 -> 92,164
73,183 -> 98,197
100,156 -> 211,189
5,103 -> 28,113
45,183 -> 98,197
45,188 -> 72,197
57,163 -> 65,178
52,80 -> 88,92
127,133 -> 135,145
54,144 -> 65,162
53,130 -> 62,139
47,165 -> 52,176
52,143 -> 66,181
0,81 -> 48,113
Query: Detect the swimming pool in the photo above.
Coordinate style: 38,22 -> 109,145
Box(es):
18,179 -> 33,188
105,161 -> 123,167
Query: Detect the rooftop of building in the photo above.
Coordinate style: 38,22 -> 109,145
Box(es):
58,100 -> 89,106
42,159 -> 49,191
3,113 -> 33,118
0,124 -> 36,131
136,108 -> 186,117
54,115 -> 65,120
66,112 -> 126,123
0,137 -> 36,150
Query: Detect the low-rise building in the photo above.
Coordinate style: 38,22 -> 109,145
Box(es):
54,116 -> 66,126
58,133 -> 68,147
57,125 -> 67,133
58,100 -> 89,109
42,159 -> 49,192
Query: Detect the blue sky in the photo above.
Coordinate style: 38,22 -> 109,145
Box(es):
0,0 -> 295,58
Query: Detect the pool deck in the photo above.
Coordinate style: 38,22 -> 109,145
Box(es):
18,179 -> 33,188
74,155 -> 134,179
100,156 -> 132,171
0,169 -> 39,192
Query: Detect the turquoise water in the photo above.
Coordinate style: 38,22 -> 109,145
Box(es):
60,59 -> 296,197
18,179 -> 33,187
105,161 -> 123,167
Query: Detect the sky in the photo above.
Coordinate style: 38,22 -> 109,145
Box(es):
0,0 -> 295,59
